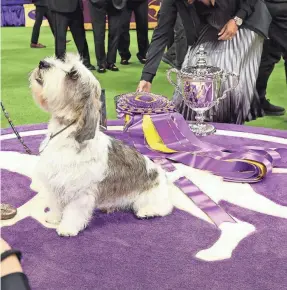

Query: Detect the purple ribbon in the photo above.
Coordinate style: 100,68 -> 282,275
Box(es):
107,114 -> 282,182
153,158 -> 235,226
105,112 -> 286,226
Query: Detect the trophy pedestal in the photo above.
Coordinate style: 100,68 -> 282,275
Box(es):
188,121 -> 216,136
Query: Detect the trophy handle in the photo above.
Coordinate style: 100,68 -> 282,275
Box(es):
218,72 -> 239,101
166,68 -> 181,92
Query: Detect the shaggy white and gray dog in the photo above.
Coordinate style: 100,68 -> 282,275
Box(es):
29,54 -> 174,237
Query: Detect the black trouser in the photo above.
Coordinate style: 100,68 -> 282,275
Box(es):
167,30 -> 174,50
256,1 -> 287,101
89,0 -> 123,66
284,51 -> 287,83
118,0 -> 149,60
141,0 -> 202,82
31,5 -> 54,44
51,4 -> 91,65
256,39 -> 285,100
164,13 -> 187,69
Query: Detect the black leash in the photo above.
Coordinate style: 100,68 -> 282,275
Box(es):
1,101 -> 76,155
38,120 -> 76,154
1,101 -> 33,155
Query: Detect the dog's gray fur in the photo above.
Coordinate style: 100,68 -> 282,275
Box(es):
98,139 -> 159,206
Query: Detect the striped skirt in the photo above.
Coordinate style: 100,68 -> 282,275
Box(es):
173,28 -> 264,125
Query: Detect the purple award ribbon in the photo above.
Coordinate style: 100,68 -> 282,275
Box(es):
153,158 -> 235,227
104,93 -> 286,227
119,113 -> 278,181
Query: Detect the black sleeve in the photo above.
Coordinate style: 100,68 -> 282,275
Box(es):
236,0 -> 258,20
141,0 -> 178,83
1,272 -> 31,290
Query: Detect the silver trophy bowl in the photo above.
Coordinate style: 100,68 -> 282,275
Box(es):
167,45 -> 239,136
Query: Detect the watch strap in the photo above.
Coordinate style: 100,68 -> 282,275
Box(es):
1,249 -> 22,262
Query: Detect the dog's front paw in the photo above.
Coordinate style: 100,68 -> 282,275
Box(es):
56,224 -> 80,237
45,212 -> 62,225
136,206 -> 157,219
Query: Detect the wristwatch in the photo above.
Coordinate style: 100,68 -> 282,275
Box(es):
233,16 -> 243,27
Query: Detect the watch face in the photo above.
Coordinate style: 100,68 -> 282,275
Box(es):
235,17 -> 243,26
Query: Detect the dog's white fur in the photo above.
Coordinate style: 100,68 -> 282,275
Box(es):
30,54 -> 173,236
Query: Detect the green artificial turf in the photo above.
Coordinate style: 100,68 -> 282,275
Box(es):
1,27 -> 286,130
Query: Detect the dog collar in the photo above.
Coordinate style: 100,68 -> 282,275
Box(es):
39,120 -> 76,154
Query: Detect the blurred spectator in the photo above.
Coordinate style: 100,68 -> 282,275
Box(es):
48,0 -> 95,70
256,0 -> 287,115
30,0 -> 54,48
118,0 -> 149,65
89,0 -> 127,73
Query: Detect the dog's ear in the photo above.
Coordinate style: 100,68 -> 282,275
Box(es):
75,97 -> 99,143
67,66 -> 79,80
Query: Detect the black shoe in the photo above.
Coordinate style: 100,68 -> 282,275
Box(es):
85,64 -> 96,71
120,59 -> 130,65
97,65 -> 106,73
137,53 -> 147,64
261,99 -> 285,116
107,63 -> 119,71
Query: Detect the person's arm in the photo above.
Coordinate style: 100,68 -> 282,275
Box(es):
235,0 -> 258,21
1,239 -> 31,290
138,0 -> 178,90
218,0 -> 258,41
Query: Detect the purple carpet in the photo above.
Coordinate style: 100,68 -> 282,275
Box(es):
1,170 -> 36,208
1,123 -> 287,290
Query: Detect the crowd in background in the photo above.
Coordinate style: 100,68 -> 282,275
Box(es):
30,0 -> 287,124
136,0 -> 287,124
30,0 -> 149,72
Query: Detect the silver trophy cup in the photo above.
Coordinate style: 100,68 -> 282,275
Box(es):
167,45 -> 239,136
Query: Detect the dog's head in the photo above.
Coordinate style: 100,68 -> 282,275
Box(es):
30,54 -> 102,143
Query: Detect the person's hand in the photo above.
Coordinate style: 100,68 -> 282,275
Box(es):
137,80 -> 152,93
218,19 -> 238,41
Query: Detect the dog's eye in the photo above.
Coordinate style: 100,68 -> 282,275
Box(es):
39,61 -> 51,70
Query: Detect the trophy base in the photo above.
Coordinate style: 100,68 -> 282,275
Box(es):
188,122 -> 216,136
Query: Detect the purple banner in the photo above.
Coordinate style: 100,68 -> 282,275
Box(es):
2,0 -> 30,5
83,0 -> 160,29
1,5 -> 25,26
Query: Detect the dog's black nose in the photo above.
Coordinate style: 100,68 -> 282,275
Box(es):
39,60 -> 50,69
